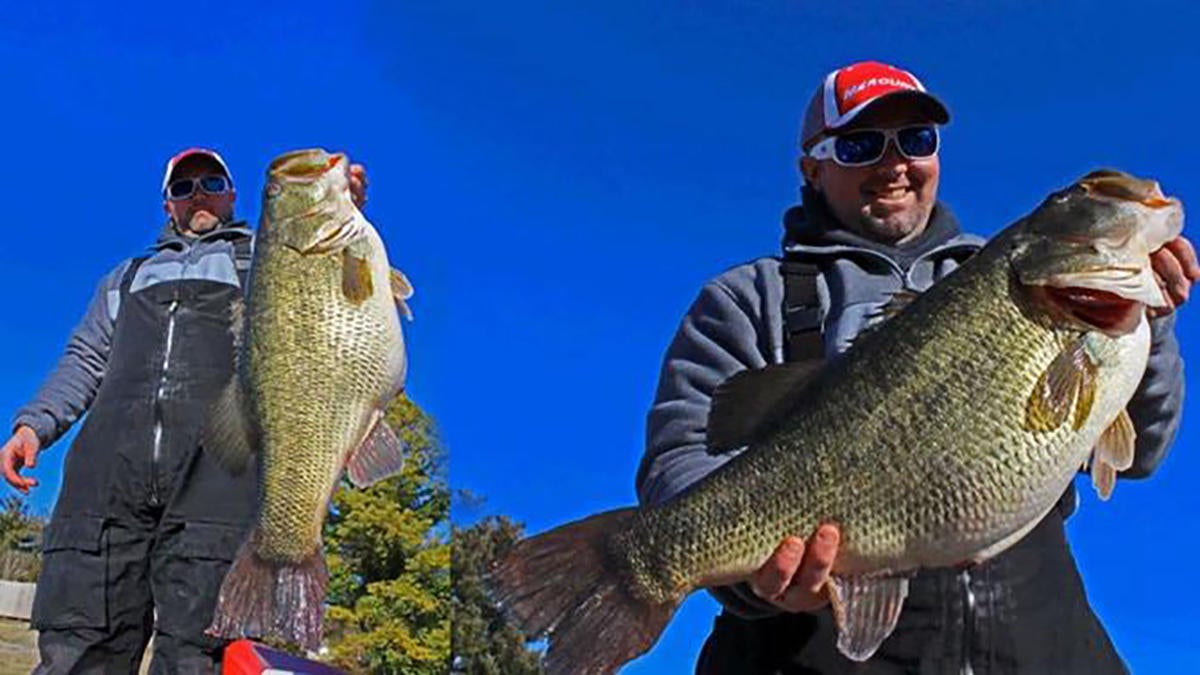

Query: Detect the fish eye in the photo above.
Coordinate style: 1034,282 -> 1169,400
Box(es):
265,182 -> 283,198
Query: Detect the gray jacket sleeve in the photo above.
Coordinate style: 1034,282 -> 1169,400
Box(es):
1123,313 -> 1185,478
11,261 -> 129,449
635,269 -> 785,619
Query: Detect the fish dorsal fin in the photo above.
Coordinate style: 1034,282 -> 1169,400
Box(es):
1091,408 -> 1136,500
391,268 -> 415,320
202,377 -> 257,474
847,289 -> 921,349
827,575 -> 910,662
874,289 -> 920,322
345,411 -> 408,488
201,298 -> 257,474
707,361 -> 824,452
1025,336 -> 1099,432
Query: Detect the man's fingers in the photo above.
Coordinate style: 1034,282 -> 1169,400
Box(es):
779,525 -> 839,611
1151,248 -> 1189,306
1,448 -> 25,491
750,536 -> 805,601
1164,236 -> 1200,280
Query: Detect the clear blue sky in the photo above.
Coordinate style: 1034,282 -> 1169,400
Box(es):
0,2 -> 1196,673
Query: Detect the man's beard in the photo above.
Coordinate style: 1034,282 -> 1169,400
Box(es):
177,209 -> 224,235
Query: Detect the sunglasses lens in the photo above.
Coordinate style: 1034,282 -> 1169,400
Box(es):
834,131 -> 886,166
199,175 -> 230,194
167,179 -> 196,200
898,126 -> 939,158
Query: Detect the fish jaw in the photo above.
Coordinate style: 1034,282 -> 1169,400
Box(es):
1011,169 -> 1184,335
262,148 -> 359,254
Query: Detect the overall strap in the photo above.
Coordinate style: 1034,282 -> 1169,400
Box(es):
780,257 -> 825,363
119,255 -> 151,295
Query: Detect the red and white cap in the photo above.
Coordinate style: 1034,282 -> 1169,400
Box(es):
161,147 -> 233,194
800,61 -> 949,150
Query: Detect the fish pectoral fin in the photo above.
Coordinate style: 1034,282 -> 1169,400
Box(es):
342,249 -> 374,305
345,413 -> 408,488
201,378 -> 257,474
1091,408 -> 1136,500
1025,336 -> 1099,432
827,574 -> 910,662
390,268 -> 415,320
707,361 -> 824,452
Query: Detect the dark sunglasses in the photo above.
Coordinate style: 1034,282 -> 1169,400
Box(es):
165,175 -> 232,201
807,125 -> 940,167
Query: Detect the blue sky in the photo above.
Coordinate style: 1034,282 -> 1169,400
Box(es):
0,1 -> 1196,672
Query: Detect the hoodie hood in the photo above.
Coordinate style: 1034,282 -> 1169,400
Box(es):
782,185 -> 977,270
154,219 -> 253,252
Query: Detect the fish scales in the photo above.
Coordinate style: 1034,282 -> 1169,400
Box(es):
249,225 -> 400,561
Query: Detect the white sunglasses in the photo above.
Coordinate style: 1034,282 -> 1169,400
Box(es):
806,125 -> 940,167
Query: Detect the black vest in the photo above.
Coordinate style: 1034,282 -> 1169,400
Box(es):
52,239 -> 258,527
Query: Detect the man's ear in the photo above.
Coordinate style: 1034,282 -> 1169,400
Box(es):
800,157 -> 821,190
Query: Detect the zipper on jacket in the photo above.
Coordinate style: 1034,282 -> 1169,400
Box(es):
959,569 -> 976,675
150,294 -> 180,505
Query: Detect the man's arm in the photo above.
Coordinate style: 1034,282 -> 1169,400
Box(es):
1123,314 -> 1184,477
1124,235 -> 1198,477
11,261 -> 128,449
637,271 -> 835,618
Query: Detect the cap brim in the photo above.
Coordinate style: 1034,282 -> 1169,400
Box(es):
836,90 -> 950,131
162,149 -> 234,193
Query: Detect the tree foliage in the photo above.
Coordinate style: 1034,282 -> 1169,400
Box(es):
450,515 -> 544,675
0,495 -> 43,582
321,394 -> 451,674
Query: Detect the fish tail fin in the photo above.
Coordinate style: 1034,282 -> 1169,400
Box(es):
487,508 -> 679,675
206,531 -> 329,652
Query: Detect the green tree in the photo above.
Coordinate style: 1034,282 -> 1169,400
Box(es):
450,515 -> 544,675
321,394 -> 451,674
0,495 -> 43,581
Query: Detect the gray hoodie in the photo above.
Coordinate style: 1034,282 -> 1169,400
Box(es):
635,194 -> 1184,617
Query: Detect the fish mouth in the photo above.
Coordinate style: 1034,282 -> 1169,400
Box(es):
270,149 -> 346,181
1040,285 -> 1145,335
1027,263 -> 1163,336
1079,170 -> 1178,209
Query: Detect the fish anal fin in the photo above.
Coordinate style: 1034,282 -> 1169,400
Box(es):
1025,337 -> 1098,432
202,378 -> 256,474
391,268 -> 415,320
707,361 -> 823,452
827,575 -> 910,662
1091,408 -> 1136,500
345,413 -> 407,488
342,249 -> 374,304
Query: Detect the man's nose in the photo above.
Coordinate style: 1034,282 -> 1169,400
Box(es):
875,142 -> 908,177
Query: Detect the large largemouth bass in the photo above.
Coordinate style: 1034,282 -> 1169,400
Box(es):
204,148 -> 415,650
489,170 -> 1183,674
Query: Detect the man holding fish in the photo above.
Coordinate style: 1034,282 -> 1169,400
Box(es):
637,61 -> 1197,674
0,148 -> 370,673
